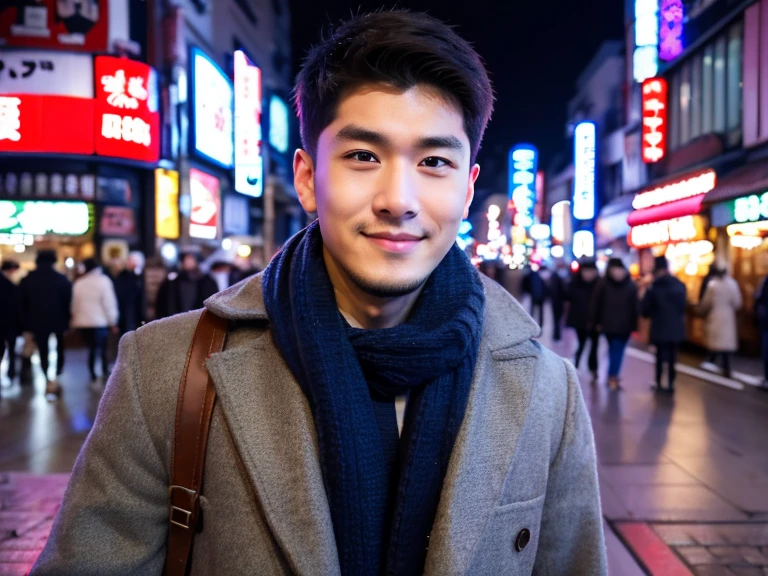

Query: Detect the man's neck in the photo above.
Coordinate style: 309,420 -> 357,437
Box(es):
322,247 -> 423,330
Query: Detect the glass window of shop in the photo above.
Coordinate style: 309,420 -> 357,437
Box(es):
668,19 -> 742,151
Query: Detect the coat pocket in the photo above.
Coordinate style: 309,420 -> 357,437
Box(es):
467,494 -> 546,576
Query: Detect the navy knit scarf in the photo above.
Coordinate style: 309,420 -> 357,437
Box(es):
262,221 -> 485,575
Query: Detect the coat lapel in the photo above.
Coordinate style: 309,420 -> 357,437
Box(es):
205,331 -> 340,576
424,279 -> 541,576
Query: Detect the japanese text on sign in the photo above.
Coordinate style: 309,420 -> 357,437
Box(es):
573,122 -> 596,221
642,78 -> 667,163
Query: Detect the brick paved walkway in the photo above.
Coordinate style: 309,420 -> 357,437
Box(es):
0,473 -> 69,575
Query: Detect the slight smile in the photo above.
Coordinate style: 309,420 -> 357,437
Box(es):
362,231 -> 425,254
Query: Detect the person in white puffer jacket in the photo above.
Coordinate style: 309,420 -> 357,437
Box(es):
71,258 -> 119,383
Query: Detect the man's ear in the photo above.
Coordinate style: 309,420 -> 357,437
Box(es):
294,149 -> 317,213
463,164 -> 480,219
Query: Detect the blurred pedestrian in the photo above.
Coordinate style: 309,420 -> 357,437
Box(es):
522,264 -> 548,327
155,252 -> 218,319
593,258 -> 638,390
699,265 -> 742,378
641,256 -> 687,393
19,250 -> 72,397
114,253 -> 145,335
547,263 -> 567,341
566,259 -> 600,380
71,258 -> 119,384
209,259 -> 241,293
754,275 -> 768,389
0,260 -> 21,383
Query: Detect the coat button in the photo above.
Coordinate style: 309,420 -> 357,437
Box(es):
515,528 -> 531,552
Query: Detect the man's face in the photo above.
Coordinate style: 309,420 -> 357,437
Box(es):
294,84 -> 479,297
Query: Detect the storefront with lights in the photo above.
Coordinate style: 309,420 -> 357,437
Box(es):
704,187 -> 768,352
627,168 -> 717,346
0,52 -> 162,274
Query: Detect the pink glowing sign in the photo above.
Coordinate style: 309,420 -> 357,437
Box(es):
659,0 -> 684,62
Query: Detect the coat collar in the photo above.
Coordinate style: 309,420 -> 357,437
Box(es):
204,270 -> 541,575
205,270 -> 540,348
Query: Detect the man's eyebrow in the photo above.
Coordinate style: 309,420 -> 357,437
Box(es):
333,125 -> 390,147
415,135 -> 465,152
333,125 -> 465,154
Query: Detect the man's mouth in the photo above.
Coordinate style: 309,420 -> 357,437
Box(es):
361,231 -> 426,254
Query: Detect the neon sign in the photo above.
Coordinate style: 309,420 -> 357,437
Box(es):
632,169 -> 716,209
269,95 -> 290,154
629,215 -> 699,248
642,78 -> 667,163
94,56 -> 159,163
234,50 -> 264,198
734,193 -> 768,224
189,168 -> 220,240
573,122 -> 596,220
191,48 -> 234,169
634,0 -> 659,82
0,200 -> 90,235
659,0 -> 684,62
573,230 -> 595,258
508,144 -> 538,229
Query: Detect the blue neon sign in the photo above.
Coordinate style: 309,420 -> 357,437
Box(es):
573,122 -> 596,221
508,144 -> 538,229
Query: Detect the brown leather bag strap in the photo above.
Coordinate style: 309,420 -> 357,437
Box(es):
165,310 -> 228,576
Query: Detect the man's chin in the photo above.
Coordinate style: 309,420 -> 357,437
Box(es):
348,271 -> 428,299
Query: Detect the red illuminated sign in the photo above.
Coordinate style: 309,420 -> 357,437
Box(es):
0,0 -> 108,52
94,57 -> 160,163
189,168 -> 220,240
0,94 -> 94,154
642,78 -> 667,163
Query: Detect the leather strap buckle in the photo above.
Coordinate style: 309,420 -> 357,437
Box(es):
169,485 -> 198,530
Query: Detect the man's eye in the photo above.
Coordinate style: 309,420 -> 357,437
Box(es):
420,157 -> 450,168
346,151 -> 378,163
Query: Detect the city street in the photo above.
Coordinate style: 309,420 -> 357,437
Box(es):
1,313 -> 768,576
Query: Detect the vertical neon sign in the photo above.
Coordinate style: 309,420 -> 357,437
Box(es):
634,0 -> 659,82
642,78 -> 667,163
234,50 -> 264,197
508,144 -> 538,229
659,0 -> 684,62
573,121 -> 596,221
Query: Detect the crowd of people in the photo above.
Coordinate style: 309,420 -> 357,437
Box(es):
521,254 -> 752,393
0,249 -> 255,400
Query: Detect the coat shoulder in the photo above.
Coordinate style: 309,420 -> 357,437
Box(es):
129,309 -> 206,466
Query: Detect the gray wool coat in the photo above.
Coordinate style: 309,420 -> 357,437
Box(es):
31,273 -> 607,576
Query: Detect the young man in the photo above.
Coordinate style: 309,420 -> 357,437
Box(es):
32,11 -> 605,575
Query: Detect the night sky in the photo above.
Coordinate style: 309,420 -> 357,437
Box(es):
288,0 -> 625,196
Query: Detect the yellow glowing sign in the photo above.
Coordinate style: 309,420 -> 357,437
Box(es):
155,169 -> 179,240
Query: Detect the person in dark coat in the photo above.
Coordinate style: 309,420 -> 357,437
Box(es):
0,260 -> 21,383
547,263 -> 567,341
565,258 -> 601,379
522,265 -> 548,327
592,258 -> 638,390
754,275 -> 768,389
19,250 -> 72,396
114,254 -> 145,335
641,255 -> 687,393
155,252 -> 219,319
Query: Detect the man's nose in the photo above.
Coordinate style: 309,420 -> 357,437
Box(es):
372,163 -> 420,219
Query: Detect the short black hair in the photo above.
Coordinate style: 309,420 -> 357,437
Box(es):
294,10 -> 494,164
83,258 -> 100,273
36,250 -> 57,265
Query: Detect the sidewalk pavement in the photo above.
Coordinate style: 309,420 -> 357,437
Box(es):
533,296 -> 768,576
0,473 -> 68,576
